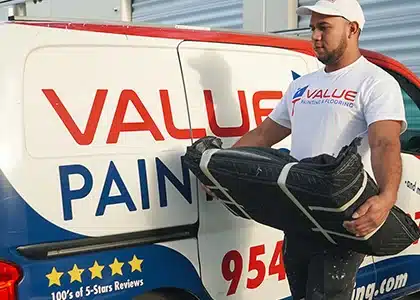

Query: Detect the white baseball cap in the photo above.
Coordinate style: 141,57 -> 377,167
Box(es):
296,0 -> 365,31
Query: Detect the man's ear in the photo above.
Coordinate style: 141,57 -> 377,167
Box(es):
349,22 -> 360,38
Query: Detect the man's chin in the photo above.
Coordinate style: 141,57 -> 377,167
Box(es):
316,52 -> 335,65
316,56 -> 329,65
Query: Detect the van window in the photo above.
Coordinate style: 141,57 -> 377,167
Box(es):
401,87 -> 420,154
384,69 -> 420,154
403,88 -> 420,130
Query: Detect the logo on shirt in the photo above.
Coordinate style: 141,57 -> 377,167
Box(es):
291,87 -> 358,116
305,88 -> 357,102
291,85 -> 309,116
302,88 -> 358,108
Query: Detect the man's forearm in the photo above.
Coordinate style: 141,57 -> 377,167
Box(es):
232,129 -> 268,148
232,119 -> 291,148
370,140 -> 402,204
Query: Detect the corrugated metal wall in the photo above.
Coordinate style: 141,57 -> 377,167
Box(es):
132,0 -> 243,29
298,0 -> 420,77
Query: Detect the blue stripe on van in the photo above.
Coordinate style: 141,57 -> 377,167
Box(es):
0,170 -> 210,299
0,169 -> 85,248
15,243 -> 210,299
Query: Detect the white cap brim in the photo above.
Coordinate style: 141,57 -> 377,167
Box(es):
296,5 -> 345,18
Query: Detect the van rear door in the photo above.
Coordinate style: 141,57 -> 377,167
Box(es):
178,40 -> 319,300
0,23 -> 202,299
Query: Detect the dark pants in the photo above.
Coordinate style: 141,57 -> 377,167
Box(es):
282,233 -> 365,300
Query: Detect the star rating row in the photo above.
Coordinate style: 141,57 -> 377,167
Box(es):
46,255 -> 144,287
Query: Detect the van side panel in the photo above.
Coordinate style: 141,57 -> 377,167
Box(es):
365,153 -> 420,299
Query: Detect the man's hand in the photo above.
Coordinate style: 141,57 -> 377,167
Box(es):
343,194 -> 395,237
343,119 -> 403,237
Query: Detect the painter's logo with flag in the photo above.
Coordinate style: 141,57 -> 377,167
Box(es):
291,85 -> 309,116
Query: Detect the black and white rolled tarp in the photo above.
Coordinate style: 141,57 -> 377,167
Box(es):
182,136 -> 420,256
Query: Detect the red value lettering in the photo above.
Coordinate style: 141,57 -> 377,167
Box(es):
221,241 -> 286,296
107,90 -> 164,143
323,89 -> 332,98
307,89 -> 318,99
306,89 -> 357,101
43,89 -> 108,145
344,90 -> 358,102
332,89 -> 345,99
313,89 -> 323,99
46,88 -> 284,144
253,91 -> 283,126
204,90 -> 250,137
160,90 -> 206,139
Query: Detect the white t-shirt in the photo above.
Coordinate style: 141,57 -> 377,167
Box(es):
269,56 -> 407,177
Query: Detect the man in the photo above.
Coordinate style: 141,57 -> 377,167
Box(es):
232,0 -> 407,299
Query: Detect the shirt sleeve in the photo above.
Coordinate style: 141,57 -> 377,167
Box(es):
268,81 -> 294,129
363,76 -> 408,134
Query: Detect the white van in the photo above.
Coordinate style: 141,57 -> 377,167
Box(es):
0,19 -> 419,300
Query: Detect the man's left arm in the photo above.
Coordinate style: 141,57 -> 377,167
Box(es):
369,120 -> 403,204
344,77 -> 407,237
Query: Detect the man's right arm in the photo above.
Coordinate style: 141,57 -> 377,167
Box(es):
232,117 -> 291,148
232,80 -> 295,148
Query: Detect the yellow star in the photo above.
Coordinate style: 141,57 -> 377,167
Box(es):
128,255 -> 143,272
109,258 -> 124,276
46,267 -> 64,287
89,261 -> 104,279
68,264 -> 84,283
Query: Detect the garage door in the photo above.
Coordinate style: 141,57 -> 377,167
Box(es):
132,0 -> 243,29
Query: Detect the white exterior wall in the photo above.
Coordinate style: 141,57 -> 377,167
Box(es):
243,0 -> 297,32
0,7 -> 8,20
1,0 -> 122,21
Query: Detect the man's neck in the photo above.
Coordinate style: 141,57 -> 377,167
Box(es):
325,51 -> 362,73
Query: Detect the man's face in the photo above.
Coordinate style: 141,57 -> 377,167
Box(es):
310,12 -> 351,65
